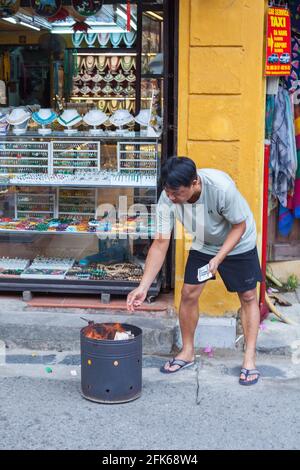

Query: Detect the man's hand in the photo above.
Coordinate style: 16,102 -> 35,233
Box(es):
208,256 -> 221,275
127,286 -> 148,312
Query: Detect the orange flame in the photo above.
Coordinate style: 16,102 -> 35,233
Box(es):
84,323 -> 126,340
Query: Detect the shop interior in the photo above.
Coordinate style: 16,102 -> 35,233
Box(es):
0,0 -> 177,299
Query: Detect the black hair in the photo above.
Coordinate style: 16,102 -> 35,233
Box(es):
160,156 -> 197,189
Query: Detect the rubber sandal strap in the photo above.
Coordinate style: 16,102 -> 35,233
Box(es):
171,359 -> 191,367
247,369 -> 260,376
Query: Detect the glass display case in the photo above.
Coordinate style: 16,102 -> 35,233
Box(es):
0,133 -> 161,298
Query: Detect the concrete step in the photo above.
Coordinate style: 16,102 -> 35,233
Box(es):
0,309 -> 176,355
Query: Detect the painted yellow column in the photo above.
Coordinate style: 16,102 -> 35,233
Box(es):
175,0 -> 267,316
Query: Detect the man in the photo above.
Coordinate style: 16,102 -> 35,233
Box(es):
127,157 -> 262,386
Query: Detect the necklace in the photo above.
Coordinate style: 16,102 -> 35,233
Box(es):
114,70 -> 126,83
126,70 -> 136,82
72,32 -> 85,48
98,99 -> 107,112
32,110 -> 57,126
108,99 -> 120,114
97,56 -> 107,72
109,56 -> 120,72
121,56 -> 135,72
103,71 -> 114,82
85,34 -> 97,48
86,55 -> 95,72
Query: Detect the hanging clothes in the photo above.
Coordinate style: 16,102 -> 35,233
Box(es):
270,86 -> 298,209
284,35 -> 300,93
292,103 -> 300,218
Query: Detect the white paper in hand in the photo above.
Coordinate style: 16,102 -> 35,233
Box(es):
197,263 -> 213,283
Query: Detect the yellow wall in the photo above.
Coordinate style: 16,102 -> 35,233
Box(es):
175,0 -> 266,315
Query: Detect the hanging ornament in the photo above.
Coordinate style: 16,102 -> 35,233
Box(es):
127,0 -> 131,32
72,0 -> 103,18
30,0 -> 62,18
47,7 -> 69,23
0,0 -> 20,18
73,21 -> 89,33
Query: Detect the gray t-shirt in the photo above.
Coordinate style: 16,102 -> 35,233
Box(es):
155,168 -> 257,255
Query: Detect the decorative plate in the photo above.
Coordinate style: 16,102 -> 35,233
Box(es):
0,0 -> 20,18
72,0 -> 103,18
30,0 -> 61,18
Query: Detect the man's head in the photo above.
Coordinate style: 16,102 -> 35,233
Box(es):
160,156 -> 199,203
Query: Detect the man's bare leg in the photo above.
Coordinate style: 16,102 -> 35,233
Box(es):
163,282 -> 206,372
238,288 -> 260,383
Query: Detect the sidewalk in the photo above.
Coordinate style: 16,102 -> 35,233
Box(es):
0,292 -> 300,356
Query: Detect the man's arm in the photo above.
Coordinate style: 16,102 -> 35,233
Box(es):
209,221 -> 246,274
127,235 -> 171,311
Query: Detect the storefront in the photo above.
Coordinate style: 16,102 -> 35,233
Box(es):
0,0 -> 178,299
0,1 -> 275,317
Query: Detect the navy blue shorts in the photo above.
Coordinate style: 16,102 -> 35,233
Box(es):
184,247 -> 263,292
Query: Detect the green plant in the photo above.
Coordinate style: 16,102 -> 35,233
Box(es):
285,274 -> 299,291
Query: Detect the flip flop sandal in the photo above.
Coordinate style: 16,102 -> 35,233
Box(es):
160,358 -> 195,374
239,368 -> 260,386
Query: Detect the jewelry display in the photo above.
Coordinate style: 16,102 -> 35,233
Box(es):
0,128 -> 159,291
114,70 -> 126,83
123,85 -> 135,96
103,71 -> 114,82
98,33 -> 110,48
109,110 -> 134,130
85,33 -> 97,48
109,56 -> 120,72
123,32 -> 137,48
9,170 -> 157,188
0,257 -> 30,270
7,108 -> 31,135
91,85 -> 101,95
57,110 -> 82,134
72,86 -> 81,95
108,99 -> 121,114
91,73 -> 102,83
83,110 -> 108,135
126,70 -> 136,82
72,32 -> 85,48
110,33 -> 122,48
80,85 -> 92,95
66,262 -> 143,282
134,109 -> 151,127
85,55 -> 95,71
120,56 -> 135,72
59,189 -> 95,218
81,72 -> 92,82
32,109 -> 57,135
97,100 -> 108,113
16,191 -> 55,218
97,56 -> 107,72
102,84 -> 114,95
113,85 -> 124,95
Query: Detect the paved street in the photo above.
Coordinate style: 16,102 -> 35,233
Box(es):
0,351 -> 299,450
